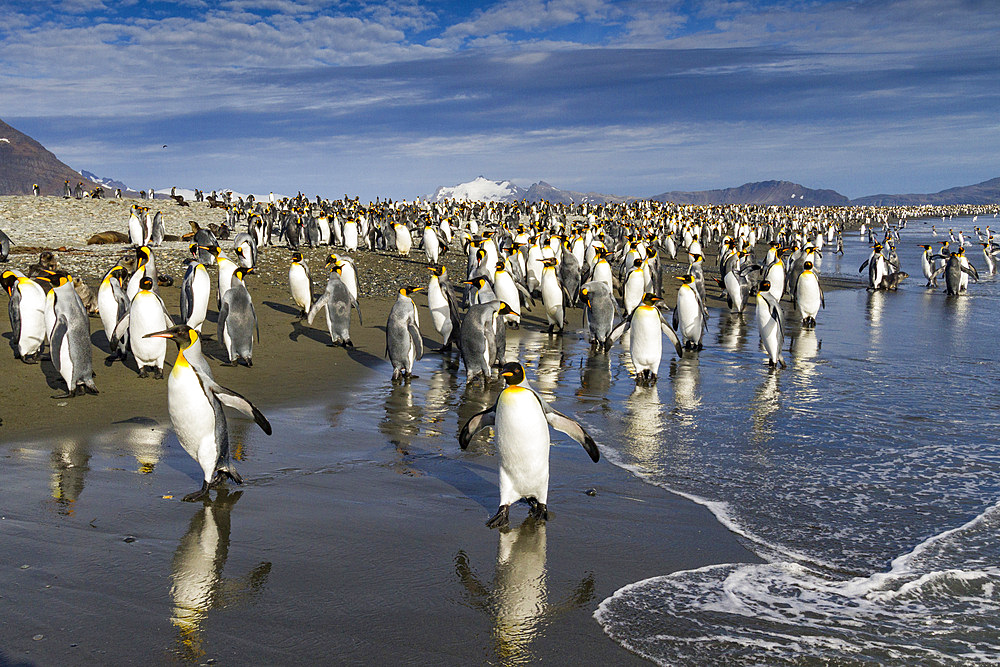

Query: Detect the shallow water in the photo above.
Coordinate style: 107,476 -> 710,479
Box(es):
594,214 -> 1000,664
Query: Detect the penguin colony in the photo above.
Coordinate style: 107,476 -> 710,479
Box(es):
2,194 -> 999,523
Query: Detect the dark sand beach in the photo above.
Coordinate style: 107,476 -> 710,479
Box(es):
0,196 -> 759,664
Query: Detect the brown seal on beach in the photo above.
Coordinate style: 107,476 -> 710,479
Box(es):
87,230 -> 130,245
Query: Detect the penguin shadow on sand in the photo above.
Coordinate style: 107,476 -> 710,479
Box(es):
169,489 -> 272,664
455,517 -> 596,665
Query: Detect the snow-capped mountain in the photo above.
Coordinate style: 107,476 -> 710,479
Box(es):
428,176 -> 526,202
80,171 -> 134,193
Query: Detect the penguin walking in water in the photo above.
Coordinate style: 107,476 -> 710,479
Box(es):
218,267 -> 258,366
918,245 -> 937,286
179,258 -> 211,331
115,276 -> 174,378
386,286 -> 424,382
673,275 -> 708,350
580,281 -> 618,352
459,361 -> 600,529
609,293 -> 683,384
98,265 -> 130,360
792,261 -> 824,327
307,263 -> 362,347
931,247 -> 979,295
43,275 -> 99,397
288,252 -> 312,318
144,325 -> 271,501
753,280 -> 786,368
2,270 -> 47,362
427,265 -> 462,352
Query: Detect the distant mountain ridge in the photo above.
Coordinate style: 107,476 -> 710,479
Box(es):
429,176 -> 1000,206
0,118 -> 95,195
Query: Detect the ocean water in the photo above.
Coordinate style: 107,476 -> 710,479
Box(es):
592,214 -> 1000,664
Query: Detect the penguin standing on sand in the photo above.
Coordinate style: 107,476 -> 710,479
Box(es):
115,276 -> 174,378
98,265 -> 130,360
44,275 -> 99,397
540,258 -> 564,334
426,265 -> 461,352
753,280 -> 786,368
144,325 -> 271,502
179,258 -> 211,331
288,253 -> 312,318
2,270 -> 46,362
459,361 -> 600,529
218,267 -> 258,366
307,263 -> 362,347
127,246 -> 157,300
609,293 -> 683,384
386,286 -> 424,382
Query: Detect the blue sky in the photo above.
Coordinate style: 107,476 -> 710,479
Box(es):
1,0 -> 997,201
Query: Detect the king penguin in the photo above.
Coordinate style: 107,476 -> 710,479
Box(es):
2,270 -> 47,362
673,274 -> 708,350
427,265 -> 462,352
180,258 -> 211,331
386,286 -> 424,382
459,361 -> 600,529
610,292 -> 683,384
44,274 -> 99,397
753,280 -> 786,368
98,265 -> 130,360
288,252 -> 312,318
580,281 -> 617,352
307,262 -> 362,347
116,276 -> 174,378
218,267 -> 258,366
145,325 -> 271,501
792,261 -> 824,327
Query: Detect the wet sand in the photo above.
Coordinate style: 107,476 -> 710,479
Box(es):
0,197 -> 761,664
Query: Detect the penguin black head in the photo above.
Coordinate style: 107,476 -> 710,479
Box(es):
139,276 -> 154,291
497,301 -> 514,316
542,258 -> 557,267
641,292 -> 661,306
465,276 -> 487,288
499,361 -> 525,386
632,258 -> 643,268
399,285 -> 423,296
428,265 -> 446,277
676,274 -> 694,285
495,261 -> 506,272
145,323 -> 197,348
233,267 -> 251,282
759,280 -> 772,292
189,243 -> 199,256
1,270 -> 18,294
803,261 -> 814,271
292,252 -> 303,262
325,254 -> 338,268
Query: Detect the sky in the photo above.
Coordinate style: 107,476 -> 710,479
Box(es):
1,0 -> 998,201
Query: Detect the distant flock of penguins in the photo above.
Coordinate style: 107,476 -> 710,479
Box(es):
3,194 -> 999,527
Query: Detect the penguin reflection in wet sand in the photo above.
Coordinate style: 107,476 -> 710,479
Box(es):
459,362 -> 600,529
386,286 -> 424,382
145,325 -> 271,502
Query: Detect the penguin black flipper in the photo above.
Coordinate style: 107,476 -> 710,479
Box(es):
50,316 -> 68,376
859,258 -> 870,273
111,312 -> 130,351
8,289 -> 21,352
351,297 -> 363,326
608,312 -> 632,344
208,381 -> 273,435
658,311 -> 684,358
459,406 -> 496,450
544,408 -> 600,462
760,291 -> 785,342
963,264 -> 980,281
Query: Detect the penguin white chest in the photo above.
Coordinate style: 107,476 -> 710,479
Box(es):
495,388 -> 551,505
168,361 -> 218,479
630,307 -> 662,373
130,295 -> 169,366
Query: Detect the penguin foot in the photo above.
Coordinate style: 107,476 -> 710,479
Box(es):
528,500 -> 549,521
83,382 -> 99,395
344,340 -> 355,348
183,482 -> 211,502
486,505 -> 510,529
50,389 -> 73,399
21,354 -> 39,365
138,367 -> 149,378
153,368 -> 164,380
